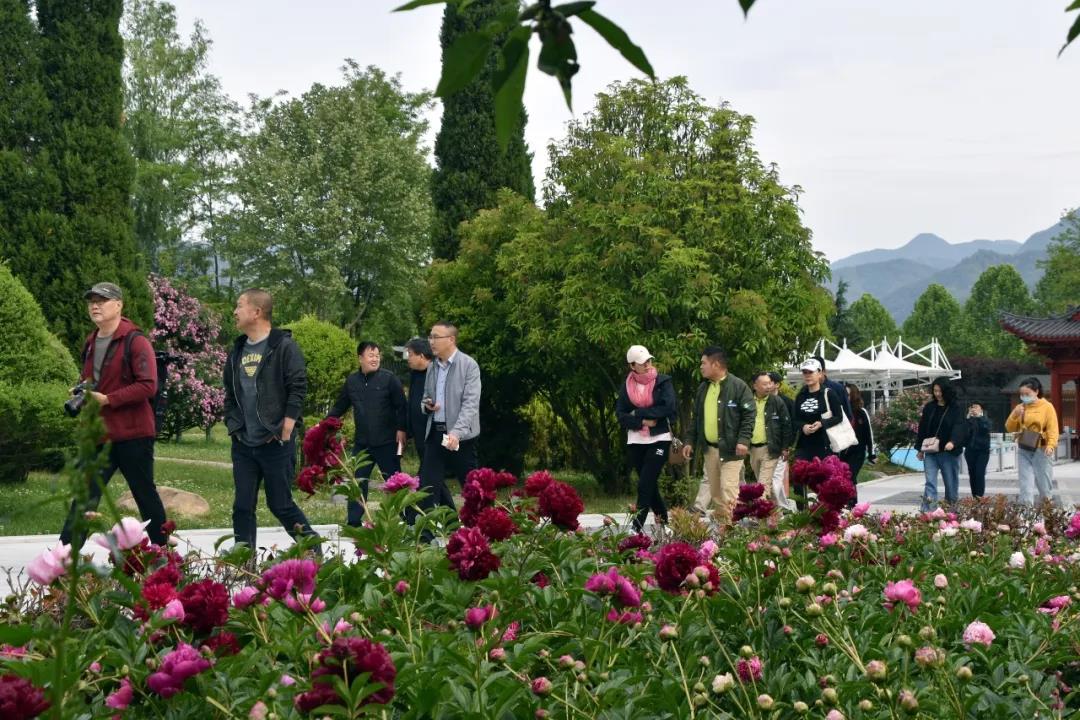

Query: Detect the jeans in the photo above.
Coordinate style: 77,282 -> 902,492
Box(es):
1017,448 -> 1054,506
60,438 -> 168,549
231,437 -> 319,549
964,449 -> 989,497
347,442 -> 401,526
628,442 -> 669,531
921,452 -> 960,510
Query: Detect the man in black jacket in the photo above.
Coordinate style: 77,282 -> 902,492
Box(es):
404,337 -> 433,471
328,341 -> 407,526
223,289 -> 318,550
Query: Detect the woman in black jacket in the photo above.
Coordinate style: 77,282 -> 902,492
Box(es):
915,376 -> 966,511
845,383 -> 875,505
963,401 -> 991,498
616,345 -> 675,532
792,358 -> 845,462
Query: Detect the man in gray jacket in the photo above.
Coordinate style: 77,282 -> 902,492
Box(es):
418,321 -> 481,513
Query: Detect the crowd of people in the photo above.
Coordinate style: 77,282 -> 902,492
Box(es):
57,282 -> 1063,551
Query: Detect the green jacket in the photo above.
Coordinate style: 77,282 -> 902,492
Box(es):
757,393 -> 794,458
688,373 -> 756,458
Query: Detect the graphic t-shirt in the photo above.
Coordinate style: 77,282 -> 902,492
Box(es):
238,336 -> 272,446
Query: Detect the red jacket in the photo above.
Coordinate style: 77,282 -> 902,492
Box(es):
80,317 -> 157,442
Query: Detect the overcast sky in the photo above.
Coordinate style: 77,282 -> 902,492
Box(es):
170,0 -> 1080,261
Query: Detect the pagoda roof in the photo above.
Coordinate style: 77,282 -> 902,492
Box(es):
999,307 -> 1080,342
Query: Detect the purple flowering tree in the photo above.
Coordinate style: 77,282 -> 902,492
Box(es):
149,274 -> 226,440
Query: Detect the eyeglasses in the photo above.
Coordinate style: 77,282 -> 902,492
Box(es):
427,334 -> 451,341
86,298 -> 115,306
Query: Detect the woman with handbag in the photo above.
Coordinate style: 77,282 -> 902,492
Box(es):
915,377 -> 966,511
791,358 -> 848,507
1005,377 -> 1058,506
615,345 -> 674,532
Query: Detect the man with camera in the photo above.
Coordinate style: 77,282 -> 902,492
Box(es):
59,282 -> 169,548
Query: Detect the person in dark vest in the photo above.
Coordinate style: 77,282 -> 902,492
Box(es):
60,282 -> 169,549
223,288 -> 319,551
327,341 -> 407,526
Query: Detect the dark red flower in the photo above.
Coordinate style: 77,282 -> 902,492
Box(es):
531,572 -> 549,588
475,507 -> 518,541
465,468 -> 500,495
178,579 -> 230,635
0,674 -> 50,720
524,470 -> 555,497
462,477 -> 497,508
145,563 -> 181,589
817,476 -> 856,512
653,542 -> 700,593
296,465 -> 327,496
811,505 -> 842,533
160,519 -> 177,537
296,636 -> 396,711
618,534 -> 653,553
538,481 -> 583,531
446,527 -> 500,581
203,631 -> 240,657
791,457 -> 841,491
142,579 -> 178,610
302,417 -> 344,470
494,471 -> 517,489
738,483 -> 765,502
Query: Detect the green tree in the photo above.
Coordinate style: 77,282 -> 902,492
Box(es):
829,278 -> 860,346
955,264 -> 1035,358
121,0 -> 241,286
11,0 -> 152,352
844,294 -> 897,349
227,64 -> 432,339
488,78 -> 831,489
902,283 -> 962,350
284,316 -> 357,418
1034,209 -> 1080,314
430,0 -> 534,261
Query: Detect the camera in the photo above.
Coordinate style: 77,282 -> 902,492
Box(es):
64,380 -> 96,417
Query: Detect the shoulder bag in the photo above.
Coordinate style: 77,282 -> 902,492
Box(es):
920,406 -> 948,454
1017,428 -> 1042,452
821,389 -> 858,453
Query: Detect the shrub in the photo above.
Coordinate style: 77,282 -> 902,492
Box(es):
284,316 -> 356,417
0,263 -> 78,386
872,388 -> 929,458
0,382 -> 75,482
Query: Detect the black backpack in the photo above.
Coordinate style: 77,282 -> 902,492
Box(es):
82,331 -> 180,436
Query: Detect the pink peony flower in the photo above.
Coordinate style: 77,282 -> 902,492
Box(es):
531,677 -> 553,696
465,605 -> 497,629
962,620 -> 995,648
27,543 -> 71,586
249,700 -> 268,720
162,598 -> 185,622
394,580 -> 410,595
1038,595 -> 1071,616
146,643 -> 211,697
606,608 -> 643,624
851,502 -> 871,518
284,593 -> 326,613
93,517 -> 150,551
383,472 -> 420,493
883,579 -> 922,612
933,574 -> 948,589
819,533 -> 839,549
279,674 -> 296,686
105,677 -> 134,710
843,524 -> 869,541
232,586 -> 260,609
261,559 -> 319,600
1065,512 -> 1080,539
736,656 -> 763,683
502,622 -> 520,643
698,540 -> 719,561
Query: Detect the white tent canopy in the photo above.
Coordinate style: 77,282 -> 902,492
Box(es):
785,338 -> 960,395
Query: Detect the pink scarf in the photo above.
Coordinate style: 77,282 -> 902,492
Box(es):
626,368 -> 658,438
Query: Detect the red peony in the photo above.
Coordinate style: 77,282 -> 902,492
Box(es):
738,483 -> 765,502
812,504 -> 842,533
261,559 -> 319,600
462,477 -> 497,509
178,579 -> 230,635
203,631 -> 240,656
296,636 -> 396,711
538,481 -> 584,531
653,542 -> 700,593
142,579 -> 178,610
465,468 -> 500,496
296,465 -> 327,497
791,456 -> 849,491
0,674 -> 50,720
524,470 -> 555,497
475,507 -> 518,541
302,416 -> 344,469
494,471 -> 518,489
618,534 -> 653,553
532,572 -> 549,588
446,527 -> 501,581
817,476 -> 856,511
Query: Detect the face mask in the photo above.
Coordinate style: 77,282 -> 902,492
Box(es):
1020,395 -> 1036,405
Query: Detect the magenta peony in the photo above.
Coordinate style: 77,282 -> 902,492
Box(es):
1065,512 -> 1080,539
104,678 -> 134,710
383,472 -> 420,493
261,559 -> 319,600
295,636 -> 396,710
653,542 -> 700,593
0,674 -> 51,719
618,534 -> 653,553
883,579 -> 922,612
736,656 -> 764,683
146,643 -> 211,698
446,527 -> 500,581
464,604 -> 497,629
537,480 -> 584,530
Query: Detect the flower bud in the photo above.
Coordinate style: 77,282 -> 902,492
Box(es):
757,694 -> 774,710
693,681 -> 706,693
531,677 -> 553,696
558,655 -> 575,669
806,602 -> 824,617
859,699 -> 873,711
659,624 -> 679,641
793,700 -> 809,714
739,645 -> 754,658
711,672 -> 735,694
822,687 -> 838,705
267,687 -> 277,699
693,693 -> 708,707
956,666 -> 972,681
899,689 -> 918,711
573,660 -> 585,673
896,634 -> 912,647
865,660 -> 887,681
778,597 -> 793,609
576,673 -> 587,683
699,656 -> 711,667
918,626 -> 936,641
822,582 -> 838,596
795,575 -> 816,593
489,648 -> 507,662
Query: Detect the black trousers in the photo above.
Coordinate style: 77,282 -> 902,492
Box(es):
231,438 -> 319,549
347,442 -> 401,526
965,449 -> 989,498
414,430 -> 478,515
628,441 -> 670,531
60,437 -> 168,549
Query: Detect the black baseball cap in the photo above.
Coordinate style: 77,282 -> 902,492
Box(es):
83,282 -> 123,300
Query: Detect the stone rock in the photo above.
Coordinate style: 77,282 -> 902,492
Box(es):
118,486 -> 210,517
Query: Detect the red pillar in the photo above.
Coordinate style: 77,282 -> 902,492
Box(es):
1074,373 -> 1080,460
1049,363 -> 1063,431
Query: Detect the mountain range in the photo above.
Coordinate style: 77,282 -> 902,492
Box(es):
828,215 -> 1072,323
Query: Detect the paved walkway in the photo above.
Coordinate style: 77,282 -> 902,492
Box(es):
4,462 -> 1077,597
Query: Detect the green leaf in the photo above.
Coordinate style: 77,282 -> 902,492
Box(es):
1067,0 -> 1080,10
537,21 -> 578,109
739,0 -> 757,15
393,0 -> 446,11
577,9 -> 655,79
552,1 -> 596,17
0,625 -> 34,646
1062,11 -> 1080,55
436,31 -> 496,97
492,26 -> 531,150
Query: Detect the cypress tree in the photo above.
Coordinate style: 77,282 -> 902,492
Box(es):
430,0 -> 536,474
431,0 -> 534,261
19,0 -> 151,352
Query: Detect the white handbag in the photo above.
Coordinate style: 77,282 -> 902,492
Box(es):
821,389 -> 858,454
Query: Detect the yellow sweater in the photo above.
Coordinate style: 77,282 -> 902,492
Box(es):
1005,398 -> 1059,450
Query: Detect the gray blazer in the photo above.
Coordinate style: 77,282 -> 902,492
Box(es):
423,349 -> 482,441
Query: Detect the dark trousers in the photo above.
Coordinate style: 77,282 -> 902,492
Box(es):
414,439 -> 425,476
628,442 -> 670,531
965,449 -> 989,498
415,429 -> 478,514
844,448 -> 866,508
347,442 -> 401,526
231,438 -> 318,549
60,437 -> 167,549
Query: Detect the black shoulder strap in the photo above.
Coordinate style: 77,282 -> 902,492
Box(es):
122,331 -> 144,380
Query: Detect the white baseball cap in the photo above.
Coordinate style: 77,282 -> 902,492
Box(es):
799,358 -> 822,373
626,345 -> 654,365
